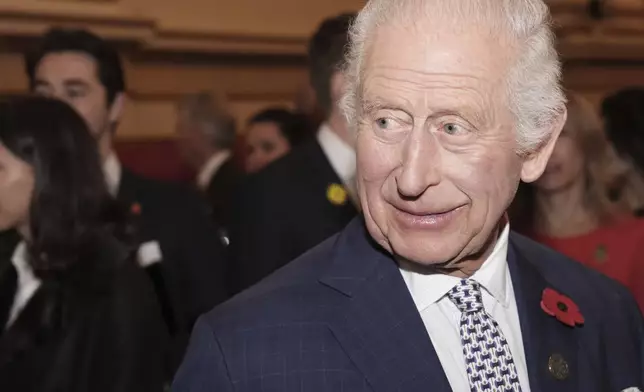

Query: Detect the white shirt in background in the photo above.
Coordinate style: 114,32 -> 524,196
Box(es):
196,150 -> 232,191
103,152 -> 122,196
6,242 -> 41,329
316,123 -> 356,186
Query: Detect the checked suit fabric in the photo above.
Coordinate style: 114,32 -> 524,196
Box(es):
448,279 -> 522,392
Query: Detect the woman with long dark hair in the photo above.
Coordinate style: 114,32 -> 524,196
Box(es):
0,96 -> 166,391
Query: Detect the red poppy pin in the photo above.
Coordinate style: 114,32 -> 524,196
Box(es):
540,288 -> 584,327
130,202 -> 142,215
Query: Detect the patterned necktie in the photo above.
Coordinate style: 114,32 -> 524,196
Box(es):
447,279 -> 522,392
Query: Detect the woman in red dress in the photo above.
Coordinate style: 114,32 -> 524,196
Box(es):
511,93 -> 644,311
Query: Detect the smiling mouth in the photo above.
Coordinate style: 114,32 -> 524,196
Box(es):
393,205 -> 466,230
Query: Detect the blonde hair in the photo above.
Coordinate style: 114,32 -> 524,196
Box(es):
560,93 -> 629,222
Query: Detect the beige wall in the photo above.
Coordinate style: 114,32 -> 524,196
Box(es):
0,0 -> 642,141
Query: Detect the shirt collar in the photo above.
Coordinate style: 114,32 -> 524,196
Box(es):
316,123 -> 356,183
103,152 -> 122,197
196,150 -> 232,190
399,223 -> 511,311
11,241 -> 37,286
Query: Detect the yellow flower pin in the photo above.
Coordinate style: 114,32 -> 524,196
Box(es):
327,183 -> 348,206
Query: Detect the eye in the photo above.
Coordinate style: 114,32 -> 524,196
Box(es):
442,122 -> 466,136
376,117 -> 393,130
66,88 -> 86,99
374,116 -> 407,133
33,86 -> 52,97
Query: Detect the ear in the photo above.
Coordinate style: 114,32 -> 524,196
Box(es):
108,92 -> 125,125
520,108 -> 567,183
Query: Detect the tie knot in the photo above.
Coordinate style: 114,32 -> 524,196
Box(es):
447,279 -> 484,313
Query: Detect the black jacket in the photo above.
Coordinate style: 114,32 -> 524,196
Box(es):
228,139 -> 357,294
203,157 -> 243,230
0,234 -> 167,392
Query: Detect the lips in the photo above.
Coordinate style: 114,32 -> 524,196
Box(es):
394,204 -> 464,217
392,204 -> 466,231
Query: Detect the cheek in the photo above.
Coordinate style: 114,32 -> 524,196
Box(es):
356,135 -> 400,186
444,146 -> 520,206
71,100 -> 105,136
0,176 -> 33,227
269,139 -> 290,158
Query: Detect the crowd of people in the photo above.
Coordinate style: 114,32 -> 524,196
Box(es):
1,0 -> 644,390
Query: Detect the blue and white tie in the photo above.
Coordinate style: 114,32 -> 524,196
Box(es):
447,279 -> 522,392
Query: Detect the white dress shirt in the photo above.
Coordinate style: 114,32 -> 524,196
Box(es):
6,242 -> 41,329
104,152 -> 122,196
317,124 -> 358,206
196,150 -> 232,191
399,224 -> 531,391
316,123 -> 356,187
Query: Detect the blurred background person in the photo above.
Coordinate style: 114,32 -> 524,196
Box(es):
228,13 -> 359,294
177,92 -> 242,232
602,87 -> 644,215
0,97 -> 166,392
293,82 -> 325,131
245,107 -> 311,173
24,28 -> 229,377
510,93 -> 644,310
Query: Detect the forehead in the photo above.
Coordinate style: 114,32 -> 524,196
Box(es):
247,121 -> 282,139
362,23 -> 513,108
35,51 -> 100,84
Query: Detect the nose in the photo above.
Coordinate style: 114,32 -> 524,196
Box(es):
396,130 -> 441,199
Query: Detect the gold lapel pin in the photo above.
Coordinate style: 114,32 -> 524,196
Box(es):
548,353 -> 569,380
326,183 -> 348,206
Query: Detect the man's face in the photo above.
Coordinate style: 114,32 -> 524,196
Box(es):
356,23 -> 558,269
32,51 -> 121,161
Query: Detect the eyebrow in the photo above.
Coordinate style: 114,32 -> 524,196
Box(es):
63,79 -> 90,89
361,98 -> 407,114
33,78 -> 90,90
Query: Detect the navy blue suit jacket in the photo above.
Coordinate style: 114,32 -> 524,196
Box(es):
174,218 -> 644,391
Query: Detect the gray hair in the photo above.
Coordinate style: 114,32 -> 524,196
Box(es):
341,0 -> 566,153
178,92 -> 236,150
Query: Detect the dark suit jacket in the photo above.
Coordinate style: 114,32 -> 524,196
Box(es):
174,217 -> 644,392
228,139 -> 357,294
204,157 -> 242,230
117,169 -> 229,371
0,234 -> 167,392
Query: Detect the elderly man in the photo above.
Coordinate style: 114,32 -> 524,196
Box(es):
177,92 -> 241,232
173,1 -> 644,391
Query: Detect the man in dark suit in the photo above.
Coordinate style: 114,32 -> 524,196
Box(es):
174,1 -> 644,391
23,28 -> 229,374
176,92 -> 242,233
228,13 -> 359,294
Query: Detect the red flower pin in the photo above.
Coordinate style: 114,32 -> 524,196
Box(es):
541,288 -> 584,327
130,202 -> 142,215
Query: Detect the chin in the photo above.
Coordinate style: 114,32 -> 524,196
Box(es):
387,229 -> 469,266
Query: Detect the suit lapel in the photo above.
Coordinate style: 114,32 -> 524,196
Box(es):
319,219 -> 451,392
508,235 -> 580,391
